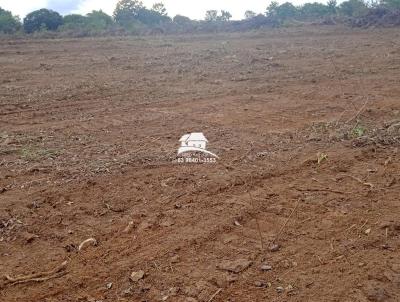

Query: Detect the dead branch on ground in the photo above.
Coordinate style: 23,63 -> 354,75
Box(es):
5,261 -> 68,286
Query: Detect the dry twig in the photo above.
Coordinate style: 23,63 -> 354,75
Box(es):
248,191 -> 264,251
78,238 -> 98,251
342,174 -> 374,188
5,261 -> 68,285
273,198 -> 301,244
208,288 -> 222,302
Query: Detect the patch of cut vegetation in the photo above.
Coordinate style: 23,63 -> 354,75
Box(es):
20,146 -> 60,161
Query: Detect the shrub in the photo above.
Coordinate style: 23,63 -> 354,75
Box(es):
339,0 -> 369,16
299,2 -> 331,19
173,15 -> 192,25
86,10 -> 114,30
62,14 -> 87,30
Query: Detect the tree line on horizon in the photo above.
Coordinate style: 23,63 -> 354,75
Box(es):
1,0 -> 400,35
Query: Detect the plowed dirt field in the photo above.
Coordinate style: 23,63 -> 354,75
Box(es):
1,27 -> 400,301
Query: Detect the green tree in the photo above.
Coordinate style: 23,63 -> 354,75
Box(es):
339,0 -> 368,16
266,1 -> 280,16
62,14 -> 87,30
23,9 -> 63,33
114,0 -> 144,26
327,0 -> 338,14
205,10 -> 218,21
205,10 -> 232,22
63,14 -> 87,26
86,10 -> 113,30
173,14 -> 192,25
380,0 -> 400,8
136,7 -> 171,26
299,2 -> 330,19
267,2 -> 298,20
0,7 -> 21,34
152,3 -> 167,16
245,10 -> 257,19
218,10 -> 232,21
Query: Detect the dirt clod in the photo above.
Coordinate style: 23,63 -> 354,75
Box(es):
130,270 -> 145,282
217,259 -> 252,273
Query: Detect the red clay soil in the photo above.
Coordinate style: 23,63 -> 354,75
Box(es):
0,27 -> 400,302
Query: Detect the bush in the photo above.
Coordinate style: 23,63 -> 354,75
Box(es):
23,9 -> 63,33
299,2 -> 331,19
173,15 -> 192,25
86,10 -> 114,30
339,0 -> 369,16
62,14 -> 87,30
0,7 -> 21,34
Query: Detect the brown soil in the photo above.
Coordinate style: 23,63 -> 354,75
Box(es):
1,26 -> 400,302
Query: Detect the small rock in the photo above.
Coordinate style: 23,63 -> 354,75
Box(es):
269,244 -> 280,252
276,286 -> 284,293
286,284 -> 294,292
260,264 -> 272,271
106,282 -> 113,289
365,228 -> 371,235
217,259 -> 252,273
130,270 -> 145,282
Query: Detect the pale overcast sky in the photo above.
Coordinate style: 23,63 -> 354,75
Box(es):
0,0 -> 324,20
